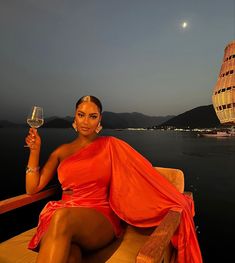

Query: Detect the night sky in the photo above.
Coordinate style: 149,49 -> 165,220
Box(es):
1,0 -> 234,122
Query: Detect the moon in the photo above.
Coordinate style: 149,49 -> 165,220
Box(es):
181,21 -> 188,29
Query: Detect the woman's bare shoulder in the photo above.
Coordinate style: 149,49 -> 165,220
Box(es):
51,142 -> 75,162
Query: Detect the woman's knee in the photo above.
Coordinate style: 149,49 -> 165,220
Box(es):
50,208 -> 72,237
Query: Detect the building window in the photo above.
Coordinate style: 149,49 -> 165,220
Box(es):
227,104 -> 232,108
227,87 -> 231,91
222,88 -> 226,92
219,70 -> 235,77
222,105 -> 226,109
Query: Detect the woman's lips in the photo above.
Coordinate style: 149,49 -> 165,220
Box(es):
81,127 -> 90,131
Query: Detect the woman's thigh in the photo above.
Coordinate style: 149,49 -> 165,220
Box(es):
55,207 -> 115,250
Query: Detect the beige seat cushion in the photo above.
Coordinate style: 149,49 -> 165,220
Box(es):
0,228 -> 38,263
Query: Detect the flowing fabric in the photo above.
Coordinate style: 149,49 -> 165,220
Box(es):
28,136 -> 202,262
108,137 -> 202,263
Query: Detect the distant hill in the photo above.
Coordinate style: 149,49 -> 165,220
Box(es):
42,112 -> 173,129
0,120 -> 23,128
158,104 -> 221,128
101,111 -> 173,129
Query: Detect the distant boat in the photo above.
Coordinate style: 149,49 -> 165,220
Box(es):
199,130 -> 234,137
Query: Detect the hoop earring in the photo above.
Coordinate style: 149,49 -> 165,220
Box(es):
72,122 -> 77,132
95,122 -> 102,133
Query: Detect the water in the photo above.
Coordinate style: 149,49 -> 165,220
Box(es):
0,128 -> 235,262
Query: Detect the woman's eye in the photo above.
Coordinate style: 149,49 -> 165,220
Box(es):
78,113 -> 84,117
90,115 -> 97,119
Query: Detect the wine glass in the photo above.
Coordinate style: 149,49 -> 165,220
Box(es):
27,106 -> 44,128
24,106 -> 44,147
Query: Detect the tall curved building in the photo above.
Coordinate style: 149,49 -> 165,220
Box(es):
212,40 -> 235,125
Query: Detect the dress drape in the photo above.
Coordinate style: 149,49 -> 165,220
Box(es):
28,136 -> 202,263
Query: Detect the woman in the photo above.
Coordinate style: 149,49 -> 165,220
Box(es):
25,95 -> 202,263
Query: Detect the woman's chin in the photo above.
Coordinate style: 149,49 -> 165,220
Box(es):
78,129 -> 95,136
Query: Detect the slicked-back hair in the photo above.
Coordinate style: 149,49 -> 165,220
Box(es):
75,95 -> 103,113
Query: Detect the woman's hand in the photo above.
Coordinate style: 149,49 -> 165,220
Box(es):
25,128 -> 41,151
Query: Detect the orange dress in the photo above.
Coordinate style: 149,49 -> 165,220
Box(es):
28,136 -> 202,263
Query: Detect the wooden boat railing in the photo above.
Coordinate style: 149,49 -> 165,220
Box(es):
0,167 -> 192,263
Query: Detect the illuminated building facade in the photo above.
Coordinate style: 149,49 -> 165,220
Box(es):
212,40 -> 235,125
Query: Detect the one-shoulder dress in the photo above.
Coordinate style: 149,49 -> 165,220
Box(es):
28,136 -> 202,263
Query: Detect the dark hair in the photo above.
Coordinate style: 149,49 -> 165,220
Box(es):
75,95 -> 103,113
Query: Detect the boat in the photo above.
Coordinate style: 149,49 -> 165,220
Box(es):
0,167 -> 189,263
198,126 -> 235,137
200,131 -> 233,137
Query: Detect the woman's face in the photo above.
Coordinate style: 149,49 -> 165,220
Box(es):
74,101 -> 101,136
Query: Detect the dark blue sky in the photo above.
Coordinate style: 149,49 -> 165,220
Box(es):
1,0 -> 234,122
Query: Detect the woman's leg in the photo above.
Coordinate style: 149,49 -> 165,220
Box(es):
67,243 -> 82,263
36,207 -> 115,263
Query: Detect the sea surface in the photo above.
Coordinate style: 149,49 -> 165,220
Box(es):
0,128 -> 235,262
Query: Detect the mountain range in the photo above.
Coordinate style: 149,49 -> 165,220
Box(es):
42,112 -> 174,129
0,104 -> 222,129
157,104 -> 221,129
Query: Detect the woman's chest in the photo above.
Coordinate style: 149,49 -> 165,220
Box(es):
58,144 -> 111,187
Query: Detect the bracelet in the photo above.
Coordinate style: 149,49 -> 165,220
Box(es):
26,166 -> 40,174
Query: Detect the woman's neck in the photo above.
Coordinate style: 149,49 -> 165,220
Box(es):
75,133 -> 98,146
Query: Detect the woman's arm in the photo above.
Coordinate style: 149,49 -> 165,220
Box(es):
25,128 -> 60,194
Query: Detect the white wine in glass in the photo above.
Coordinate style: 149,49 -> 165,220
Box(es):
24,106 -> 44,147
27,106 -> 44,128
